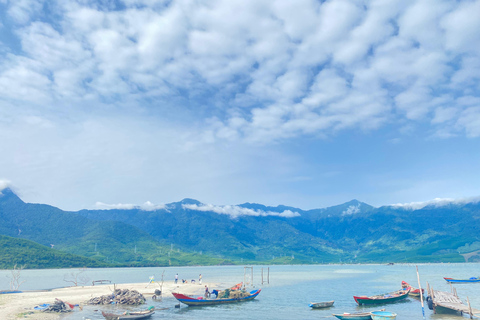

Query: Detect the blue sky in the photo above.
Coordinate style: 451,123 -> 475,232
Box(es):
1,0 -> 479,211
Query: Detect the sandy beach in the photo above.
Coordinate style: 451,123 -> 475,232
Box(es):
0,281 -> 213,320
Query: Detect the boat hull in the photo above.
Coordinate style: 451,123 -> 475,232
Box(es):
172,289 -> 261,306
310,300 -> 334,308
401,281 -> 424,297
333,313 -> 372,320
354,289 -> 409,305
101,310 -> 155,320
444,277 -> 480,283
370,311 -> 397,320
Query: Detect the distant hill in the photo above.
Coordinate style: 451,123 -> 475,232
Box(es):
76,196 -> 480,263
0,188 -> 230,268
2,187 -> 480,267
0,234 -> 108,269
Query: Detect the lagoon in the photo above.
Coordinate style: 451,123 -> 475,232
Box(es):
1,263 -> 479,319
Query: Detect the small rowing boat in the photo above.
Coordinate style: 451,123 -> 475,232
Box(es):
101,307 -> 155,320
401,281 -> 424,297
370,310 -> 397,320
333,308 -> 385,320
309,300 -> 334,308
333,311 -> 373,320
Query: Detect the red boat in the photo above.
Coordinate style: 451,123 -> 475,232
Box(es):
353,287 -> 410,305
401,281 -> 424,297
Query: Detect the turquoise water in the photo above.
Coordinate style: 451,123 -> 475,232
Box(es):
2,263 -> 480,319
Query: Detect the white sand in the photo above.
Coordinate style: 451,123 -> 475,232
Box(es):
0,281 -> 213,320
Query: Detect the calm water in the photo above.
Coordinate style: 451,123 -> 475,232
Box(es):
1,263 -> 480,319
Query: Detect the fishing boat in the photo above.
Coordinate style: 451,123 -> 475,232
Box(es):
370,310 -> 397,320
332,311 -> 373,320
101,307 -> 155,320
172,289 -> 261,306
444,277 -> 480,283
401,281 -> 424,297
333,309 -> 385,320
353,288 -> 410,305
309,300 -> 334,308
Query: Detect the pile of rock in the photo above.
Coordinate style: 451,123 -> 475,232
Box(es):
87,289 -> 146,305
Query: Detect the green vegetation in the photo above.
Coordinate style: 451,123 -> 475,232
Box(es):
0,235 -> 108,269
0,189 -> 231,269
1,188 -> 480,267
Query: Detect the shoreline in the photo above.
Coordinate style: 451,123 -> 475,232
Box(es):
0,281 -> 213,320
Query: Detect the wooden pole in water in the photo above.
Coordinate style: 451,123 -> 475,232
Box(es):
244,267 -> 246,288
268,267 -> 269,284
467,296 -> 473,319
429,284 -> 436,314
251,267 -> 254,286
416,265 -> 426,320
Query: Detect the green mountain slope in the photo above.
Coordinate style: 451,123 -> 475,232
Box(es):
2,187 -> 480,266
77,198 -> 480,263
0,234 -> 109,269
0,189 -> 229,268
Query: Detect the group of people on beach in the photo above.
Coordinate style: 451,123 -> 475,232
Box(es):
174,273 -> 203,285
174,273 -> 211,298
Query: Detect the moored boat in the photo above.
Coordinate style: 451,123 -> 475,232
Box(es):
354,288 -> 410,305
444,277 -> 480,283
333,309 -> 385,320
101,307 -> 155,320
309,300 -> 334,308
332,311 -> 373,320
333,312 -> 372,320
172,289 -> 261,306
370,310 -> 397,320
401,281 -> 424,297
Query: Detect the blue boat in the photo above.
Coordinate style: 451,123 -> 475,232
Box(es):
444,277 -> 480,283
370,311 -> 397,320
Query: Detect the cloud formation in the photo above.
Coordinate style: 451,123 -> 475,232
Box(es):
1,0 -> 479,211
342,204 -> 361,215
0,179 -> 11,193
390,196 -> 480,210
95,201 -> 165,211
183,204 -> 300,218
0,0 -> 479,144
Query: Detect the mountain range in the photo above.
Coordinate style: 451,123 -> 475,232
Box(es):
1,187 -> 480,269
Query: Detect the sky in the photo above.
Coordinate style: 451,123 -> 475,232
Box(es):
0,0 -> 479,211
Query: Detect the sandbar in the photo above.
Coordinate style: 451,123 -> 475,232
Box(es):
0,281 -> 212,320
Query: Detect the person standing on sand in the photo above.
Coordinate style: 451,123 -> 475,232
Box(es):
199,274 -> 202,284
175,273 -> 178,284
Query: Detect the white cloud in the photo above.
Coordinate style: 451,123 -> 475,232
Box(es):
390,196 -> 480,210
342,204 -> 361,215
0,179 -> 11,192
95,201 -> 165,211
4,0 -> 45,25
442,0 -> 480,55
0,0 -> 478,143
1,0 -> 480,211
183,204 -> 300,218
457,107 -> 480,138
